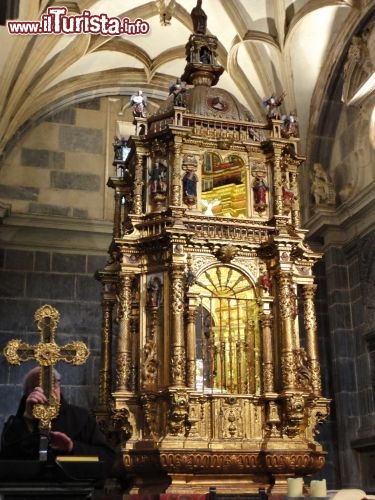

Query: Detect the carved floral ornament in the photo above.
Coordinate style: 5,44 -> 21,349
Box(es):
33,402 -> 60,429
182,153 -> 198,168
251,162 -> 267,178
216,244 -> 238,263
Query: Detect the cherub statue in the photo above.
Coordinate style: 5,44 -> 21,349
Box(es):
201,199 -> 221,216
130,89 -> 147,119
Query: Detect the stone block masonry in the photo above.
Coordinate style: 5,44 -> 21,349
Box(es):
0,246 -> 107,434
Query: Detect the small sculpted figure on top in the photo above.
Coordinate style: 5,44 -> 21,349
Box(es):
191,0 -> 207,35
130,89 -> 147,119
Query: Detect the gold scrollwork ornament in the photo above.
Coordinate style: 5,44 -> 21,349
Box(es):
33,400 -> 60,429
3,339 -> 26,365
34,342 -> 61,366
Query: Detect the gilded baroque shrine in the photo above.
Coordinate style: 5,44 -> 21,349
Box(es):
95,4 -> 330,495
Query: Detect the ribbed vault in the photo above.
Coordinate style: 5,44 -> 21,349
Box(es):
0,0 -> 373,159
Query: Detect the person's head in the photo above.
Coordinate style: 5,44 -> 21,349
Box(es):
23,366 -> 61,402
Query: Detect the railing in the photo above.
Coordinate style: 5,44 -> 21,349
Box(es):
128,213 -> 273,242
185,218 -> 272,243
148,108 -> 268,143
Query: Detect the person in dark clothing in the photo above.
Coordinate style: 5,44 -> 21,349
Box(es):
0,367 -> 115,474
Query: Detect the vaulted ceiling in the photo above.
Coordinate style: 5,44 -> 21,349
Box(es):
0,0 -> 373,160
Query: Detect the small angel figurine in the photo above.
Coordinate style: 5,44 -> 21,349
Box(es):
130,89 -> 147,118
263,91 -> 286,119
169,78 -> 187,106
201,199 -> 221,216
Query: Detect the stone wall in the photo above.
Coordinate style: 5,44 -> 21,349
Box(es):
330,102 -> 375,206
0,246 -> 108,431
0,96 -> 120,431
0,97 -> 123,221
320,233 -> 375,491
303,19 -> 375,489
312,259 -> 340,489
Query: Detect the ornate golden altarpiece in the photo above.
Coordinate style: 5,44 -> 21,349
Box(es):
95,10 -> 330,496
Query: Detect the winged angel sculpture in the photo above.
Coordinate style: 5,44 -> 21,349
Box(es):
130,89 -> 148,119
201,199 -> 221,216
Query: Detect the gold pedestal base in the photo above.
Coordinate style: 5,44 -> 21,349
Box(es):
166,473 -> 268,494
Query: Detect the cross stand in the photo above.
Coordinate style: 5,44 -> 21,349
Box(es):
3,304 -> 90,461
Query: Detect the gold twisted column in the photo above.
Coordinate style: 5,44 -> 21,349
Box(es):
171,141 -> 182,206
130,294 -> 139,391
141,304 -> 159,391
290,171 -> 301,228
277,271 -> 295,390
302,284 -> 322,395
99,299 -> 114,406
272,147 -> 283,216
116,274 -> 133,391
185,292 -> 198,389
260,311 -> 275,394
133,153 -> 145,215
169,265 -> 186,386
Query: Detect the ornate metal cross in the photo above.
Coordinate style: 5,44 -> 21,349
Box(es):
3,304 -> 90,459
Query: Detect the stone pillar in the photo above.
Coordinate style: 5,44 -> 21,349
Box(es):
302,283 -> 321,395
185,292 -> 198,389
116,273 -> 133,391
169,265 -> 186,386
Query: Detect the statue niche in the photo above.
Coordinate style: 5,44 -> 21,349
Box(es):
201,152 -> 246,217
148,159 -> 168,210
182,153 -> 199,209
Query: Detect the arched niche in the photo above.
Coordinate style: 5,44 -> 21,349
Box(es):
191,264 -> 261,394
201,152 -> 247,218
